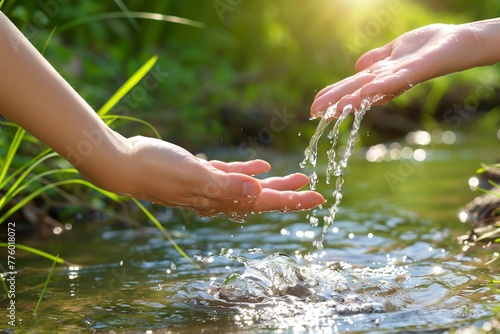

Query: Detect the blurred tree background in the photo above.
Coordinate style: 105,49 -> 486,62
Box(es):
2,0 -> 500,156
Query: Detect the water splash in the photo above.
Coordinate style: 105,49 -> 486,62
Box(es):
302,100 -> 371,249
218,252 -> 409,314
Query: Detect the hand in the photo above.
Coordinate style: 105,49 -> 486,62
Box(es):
0,13 -> 324,222
113,136 -> 325,221
311,23 -> 483,119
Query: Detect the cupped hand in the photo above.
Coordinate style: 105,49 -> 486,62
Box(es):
311,23 -> 482,119
123,136 -> 325,221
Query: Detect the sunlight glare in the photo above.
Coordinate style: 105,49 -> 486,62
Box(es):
468,177 -> 479,190
458,210 -> 469,223
432,265 -> 443,275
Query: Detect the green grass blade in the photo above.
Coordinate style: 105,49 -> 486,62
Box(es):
476,186 -> 500,198
0,179 -> 122,224
488,180 -> 500,189
0,243 -> 73,265
1,168 -> 80,207
0,127 -> 25,185
0,0 -> 4,10
476,163 -> 500,174
101,115 -> 162,139
41,25 -> 58,55
476,227 -> 500,243
97,55 -> 158,117
57,11 -> 205,34
1,274 -> 10,298
485,256 -> 499,265
0,149 -> 53,192
131,198 -> 200,269
113,0 -> 140,31
0,121 -> 19,127
0,151 -> 60,209
33,254 -> 59,316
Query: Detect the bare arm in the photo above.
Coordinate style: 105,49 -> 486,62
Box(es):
311,18 -> 500,118
0,12 -> 131,188
0,12 -> 325,220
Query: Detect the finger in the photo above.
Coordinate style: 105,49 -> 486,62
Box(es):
332,92 -> 363,119
185,159 -> 263,205
314,71 -> 371,100
209,159 -> 271,175
201,171 -> 263,201
330,66 -> 420,119
253,190 -> 325,213
259,173 -> 310,191
360,68 -> 418,101
355,44 -> 393,72
313,48 -> 390,103
179,171 -> 261,219
310,72 -> 376,118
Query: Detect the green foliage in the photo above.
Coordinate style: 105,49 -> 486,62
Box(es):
6,1 -> 500,153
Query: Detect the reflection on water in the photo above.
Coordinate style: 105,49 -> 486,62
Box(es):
2,126 -> 500,333
365,130 -> 457,163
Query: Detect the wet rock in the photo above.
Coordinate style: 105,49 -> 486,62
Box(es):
457,166 -> 500,244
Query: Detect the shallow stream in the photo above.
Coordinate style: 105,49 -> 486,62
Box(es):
2,123 -> 500,333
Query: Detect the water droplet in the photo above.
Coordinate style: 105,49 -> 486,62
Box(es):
313,239 -> 324,250
309,171 -> 318,190
248,248 -> 265,254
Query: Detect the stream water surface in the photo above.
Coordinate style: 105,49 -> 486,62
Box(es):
1,123 -> 500,333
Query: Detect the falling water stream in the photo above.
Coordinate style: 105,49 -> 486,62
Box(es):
301,100 -> 370,250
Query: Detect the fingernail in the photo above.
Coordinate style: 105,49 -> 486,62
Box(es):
242,181 -> 261,197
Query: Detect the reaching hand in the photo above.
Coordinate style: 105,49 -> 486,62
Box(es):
112,136 -> 325,221
311,22 -> 487,119
0,12 -> 325,223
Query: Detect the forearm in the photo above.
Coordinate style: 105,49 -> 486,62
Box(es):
467,18 -> 500,67
0,12 -> 132,192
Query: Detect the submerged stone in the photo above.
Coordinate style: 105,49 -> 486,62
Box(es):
457,166 -> 500,244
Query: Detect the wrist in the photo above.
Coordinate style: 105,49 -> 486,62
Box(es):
73,129 -> 136,195
466,18 -> 500,67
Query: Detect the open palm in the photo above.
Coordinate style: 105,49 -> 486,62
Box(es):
311,23 -> 483,119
